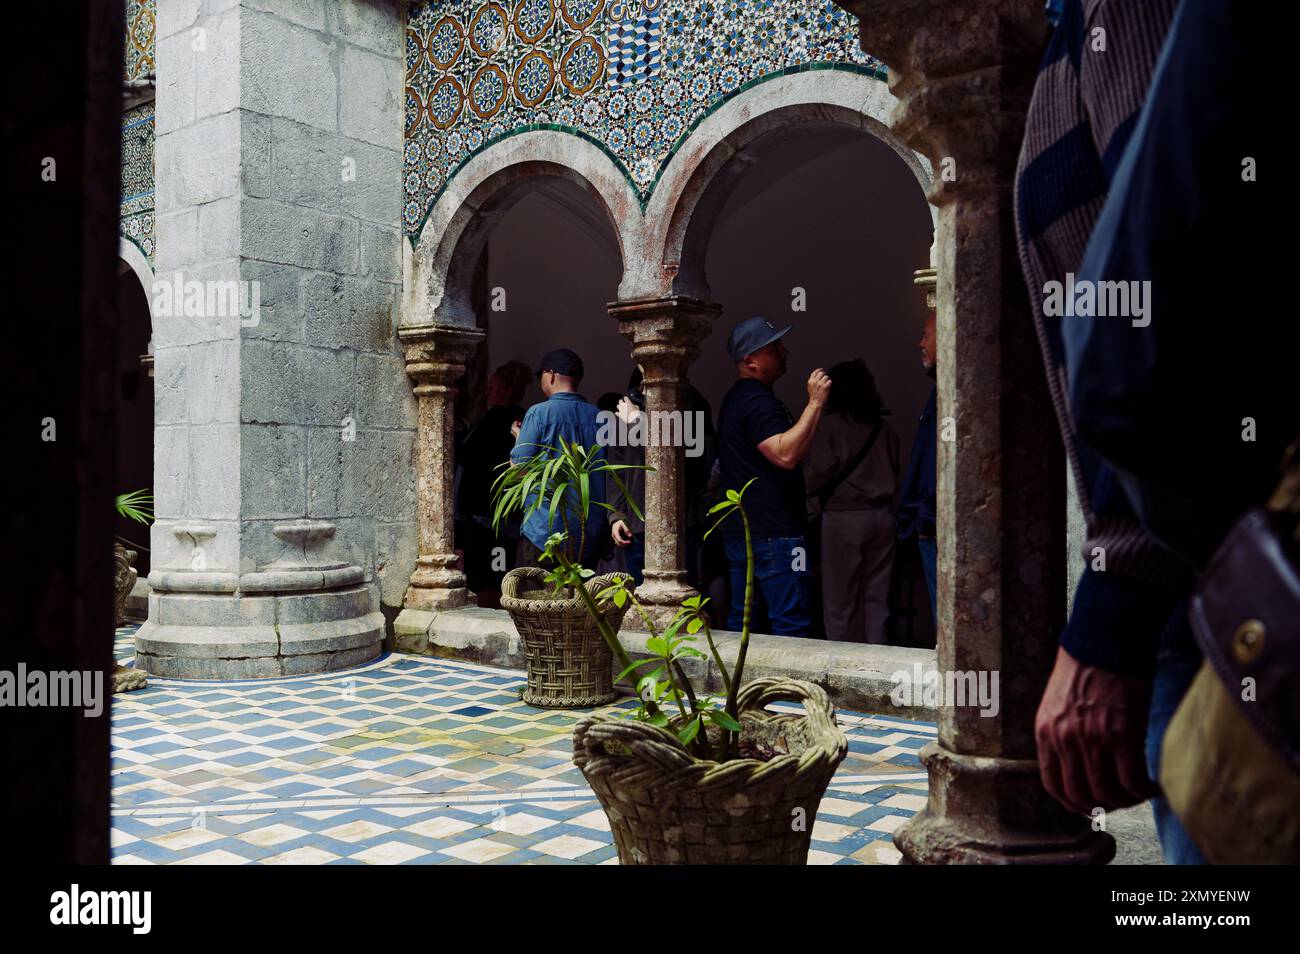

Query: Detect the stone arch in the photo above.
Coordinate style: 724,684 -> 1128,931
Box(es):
632,68 -> 935,302
403,130 -> 646,329
117,237 -> 155,324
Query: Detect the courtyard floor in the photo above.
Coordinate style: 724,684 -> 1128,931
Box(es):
110,624 -> 933,865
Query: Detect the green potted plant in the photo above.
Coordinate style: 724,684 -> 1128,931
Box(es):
490,438 -> 640,708
113,489 -> 152,692
499,440 -> 848,864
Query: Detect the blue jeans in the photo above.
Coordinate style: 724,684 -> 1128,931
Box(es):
624,533 -> 645,586
916,537 -> 937,615
1144,601 -> 1208,865
723,534 -> 810,637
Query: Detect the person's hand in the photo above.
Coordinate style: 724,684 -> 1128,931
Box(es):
510,420 -> 522,439
807,369 -> 831,407
1034,646 -> 1160,815
611,520 -> 633,546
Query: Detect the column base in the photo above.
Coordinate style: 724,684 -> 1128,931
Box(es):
623,571 -> 698,630
402,585 -> 475,612
894,742 -> 1116,865
405,554 -> 472,612
135,584 -> 384,680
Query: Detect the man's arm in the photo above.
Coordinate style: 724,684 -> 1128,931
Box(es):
757,369 -> 831,470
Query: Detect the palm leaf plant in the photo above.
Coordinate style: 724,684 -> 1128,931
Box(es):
115,489 -> 154,525
491,437 -> 760,762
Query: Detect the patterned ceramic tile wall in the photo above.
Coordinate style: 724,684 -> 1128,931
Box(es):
124,0 -> 156,82
121,0 -> 156,265
121,101 -> 155,264
403,0 -> 884,239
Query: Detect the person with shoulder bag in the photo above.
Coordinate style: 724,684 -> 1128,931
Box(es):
805,360 -> 900,644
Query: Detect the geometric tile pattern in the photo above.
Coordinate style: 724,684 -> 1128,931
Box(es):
404,0 -> 886,239
121,0 -> 155,265
120,101 -> 155,265
606,11 -> 662,87
123,0 -> 156,83
112,624 -> 932,864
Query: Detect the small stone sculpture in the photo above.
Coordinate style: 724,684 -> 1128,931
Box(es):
112,543 -> 146,693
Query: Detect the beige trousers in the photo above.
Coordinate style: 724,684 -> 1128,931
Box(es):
820,507 -> 896,644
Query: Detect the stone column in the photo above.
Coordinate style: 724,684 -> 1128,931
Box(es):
609,296 -> 720,627
397,323 -> 484,619
137,1 -> 407,678
837,0 -> 1111,862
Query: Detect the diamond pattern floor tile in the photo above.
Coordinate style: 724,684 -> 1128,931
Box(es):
111,624 -> 933,865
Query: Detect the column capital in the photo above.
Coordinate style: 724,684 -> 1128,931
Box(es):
839,0 -> 1047,201
398,323 -> 485,388
914,265 -> 938,310
609,296 -> 721,381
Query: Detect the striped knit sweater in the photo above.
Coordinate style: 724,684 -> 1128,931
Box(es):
1014,0 -> 1187,590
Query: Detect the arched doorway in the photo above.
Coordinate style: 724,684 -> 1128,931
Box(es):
691,124 -> 936,644
454,175 -> 626,607
116,241 -> 154,586
642,69 -> 936,643
397,132 -> 641,619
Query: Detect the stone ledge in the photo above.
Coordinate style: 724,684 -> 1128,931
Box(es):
400,605 -> 938,720
124,578 -> 150,622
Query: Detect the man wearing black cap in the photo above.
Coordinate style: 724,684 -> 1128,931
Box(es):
716,317 -> 831,637
509,348 -> 606,565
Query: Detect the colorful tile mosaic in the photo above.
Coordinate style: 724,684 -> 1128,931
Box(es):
111,624 -> 931,865
120,101 -> 155,265
123,0 -> 156,83
121,0 -> 155,266
404,0 -> 885,239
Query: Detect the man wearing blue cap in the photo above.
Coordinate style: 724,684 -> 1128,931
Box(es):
716,317 -> 831,637
509,348 -> 606,565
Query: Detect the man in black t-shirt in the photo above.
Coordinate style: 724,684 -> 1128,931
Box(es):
716,317 -> 830,637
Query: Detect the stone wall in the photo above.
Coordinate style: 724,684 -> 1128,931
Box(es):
140,0 -> 412,678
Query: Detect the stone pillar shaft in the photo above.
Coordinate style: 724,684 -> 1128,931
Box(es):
399,323 -> 484,611
837,0 -> 1111,863
610,296 -> 720,625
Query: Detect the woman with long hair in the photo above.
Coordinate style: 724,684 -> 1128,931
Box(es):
804,358 -> 901,643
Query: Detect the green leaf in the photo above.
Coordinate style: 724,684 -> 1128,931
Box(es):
725,489 -> 740,503
705,709 -> 742,732
677,716 -> 702,746
616,657 -> 661,682
114,489 -> 155,524
686,617 -> 703,634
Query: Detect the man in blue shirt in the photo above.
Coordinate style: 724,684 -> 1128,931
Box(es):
896,311 -> 937,613
509,348 -> 606,566
716,317 -> 830,637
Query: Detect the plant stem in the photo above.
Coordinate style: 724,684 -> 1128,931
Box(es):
699,620 -> 731,697
628,590 -> 710,759
568,567 -> 663,722
721,507 -> 754,760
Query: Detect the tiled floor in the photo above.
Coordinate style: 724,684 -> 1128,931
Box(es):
112,624 -> 933,865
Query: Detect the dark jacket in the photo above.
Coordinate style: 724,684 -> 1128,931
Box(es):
606,440 -> 645,536
897,382 -> 936,542
457,403 -> 523,518
1012,0 -> 1190,677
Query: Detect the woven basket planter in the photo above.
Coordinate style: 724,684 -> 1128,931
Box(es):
573,678 -> 848,864
500,566 -> 631,708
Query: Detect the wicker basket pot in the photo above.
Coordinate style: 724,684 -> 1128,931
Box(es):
500,566 -> 631,708
573,678 -> 849,864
